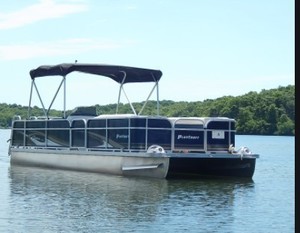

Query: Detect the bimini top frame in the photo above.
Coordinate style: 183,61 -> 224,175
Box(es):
28,63 -> 163,119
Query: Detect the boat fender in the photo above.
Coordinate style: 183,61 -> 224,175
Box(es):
236,146 -> 252,160
228,144 -> 235,154
240,147 -> 251,154
147,145 -> 166,154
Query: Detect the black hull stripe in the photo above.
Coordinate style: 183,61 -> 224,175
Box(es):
167,157 -> 256,179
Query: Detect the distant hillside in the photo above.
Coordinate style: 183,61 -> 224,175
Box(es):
0,85 -> 295,136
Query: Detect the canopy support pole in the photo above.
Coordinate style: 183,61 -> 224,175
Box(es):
47,76 -> 65,118
28,80 -> 34,119
32,80 -> 47,117
138,82 -> 158,115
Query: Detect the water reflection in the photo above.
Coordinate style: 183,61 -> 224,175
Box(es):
8,165 -> 255,232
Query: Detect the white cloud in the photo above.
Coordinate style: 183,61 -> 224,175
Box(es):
126,5 -> 138,10
0,38 -> 125,60
0,0 -> 88,30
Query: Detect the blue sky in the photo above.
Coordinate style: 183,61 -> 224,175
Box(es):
0,0 -> 295,110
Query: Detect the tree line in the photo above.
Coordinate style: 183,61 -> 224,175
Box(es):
0,85 -> 294,136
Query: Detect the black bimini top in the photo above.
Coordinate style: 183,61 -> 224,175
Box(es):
29,63 -> 162,84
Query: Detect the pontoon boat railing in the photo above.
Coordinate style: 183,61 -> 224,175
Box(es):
11,118 -> 235,153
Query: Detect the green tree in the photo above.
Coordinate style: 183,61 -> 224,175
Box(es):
236,107 -> 253,134
276,114 -> 294,135
266,104 -> 278,134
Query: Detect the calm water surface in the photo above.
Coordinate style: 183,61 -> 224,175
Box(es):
0,129 -> 295,232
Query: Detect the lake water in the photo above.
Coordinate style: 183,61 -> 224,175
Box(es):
0,129 -> 295,232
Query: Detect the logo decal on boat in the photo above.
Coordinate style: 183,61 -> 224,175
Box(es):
116,134 -> 128,139
177,135 -> 199,140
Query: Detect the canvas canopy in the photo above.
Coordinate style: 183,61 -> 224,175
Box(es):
29,63 -> 162,84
